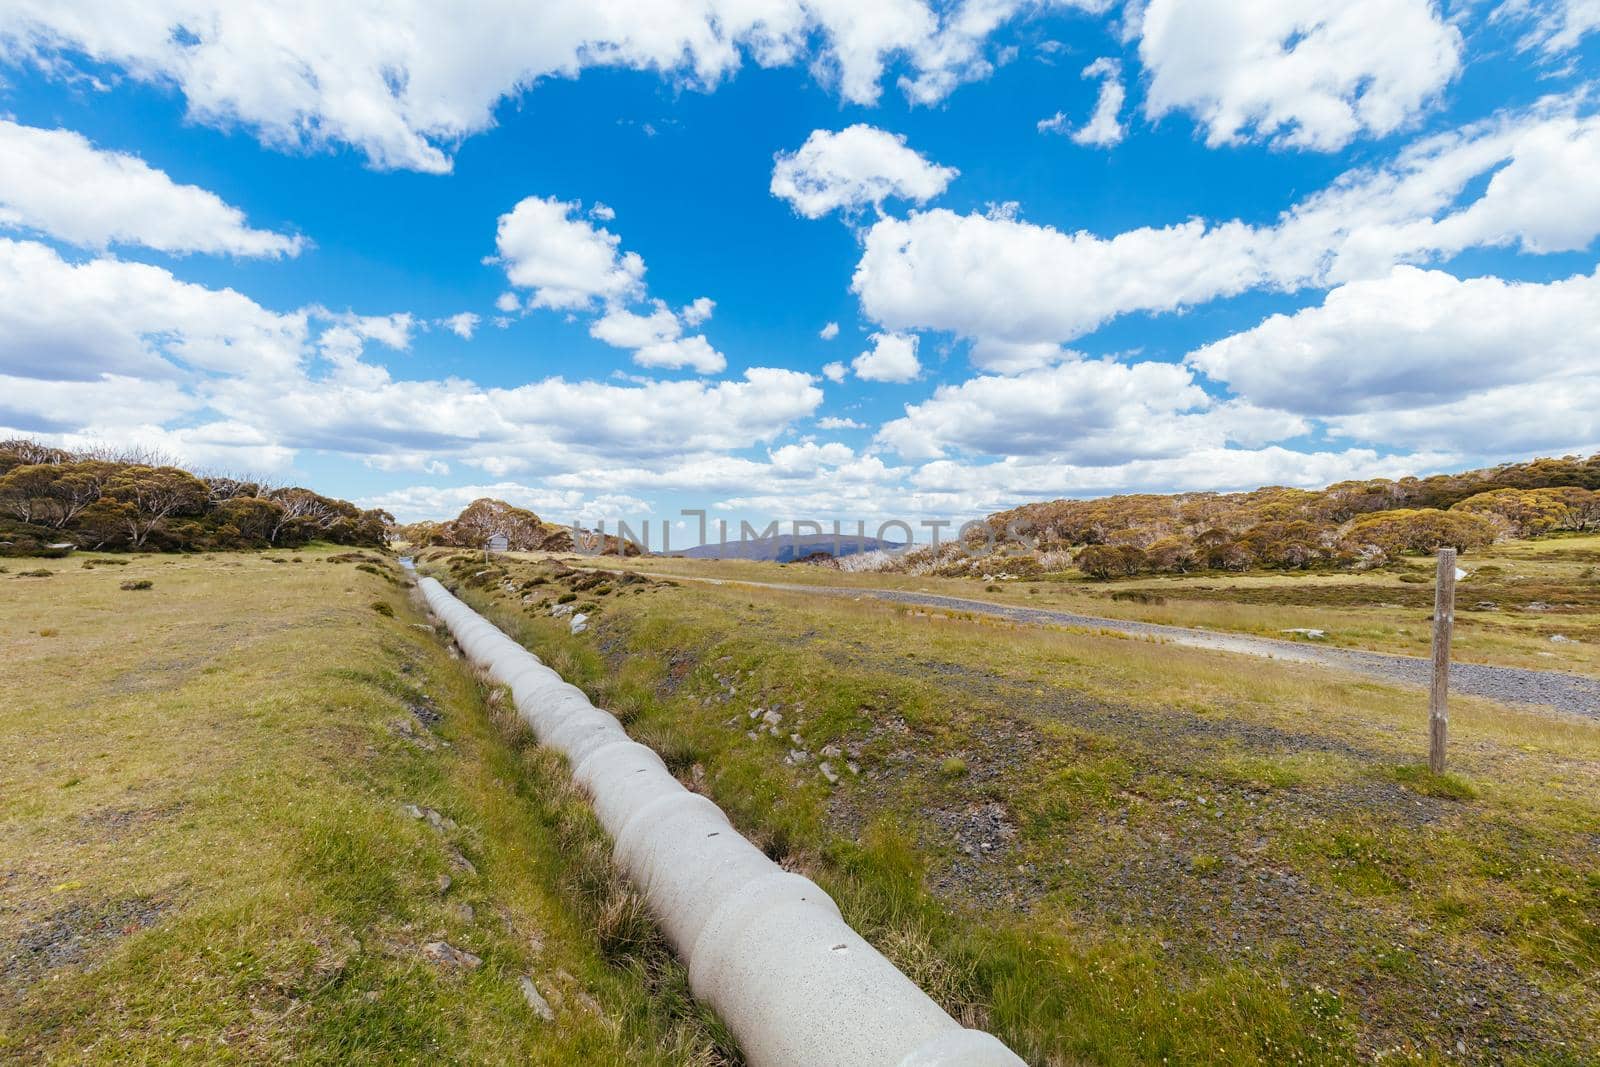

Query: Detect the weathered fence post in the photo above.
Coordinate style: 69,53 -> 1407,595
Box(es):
1429,547 -> 1457,774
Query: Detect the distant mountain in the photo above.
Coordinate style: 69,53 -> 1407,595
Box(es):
672,533 -> 903,562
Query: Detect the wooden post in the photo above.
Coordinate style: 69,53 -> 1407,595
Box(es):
1429,547 -> 1457,774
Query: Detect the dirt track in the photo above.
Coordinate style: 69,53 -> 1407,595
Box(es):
600,569 -> 1600,717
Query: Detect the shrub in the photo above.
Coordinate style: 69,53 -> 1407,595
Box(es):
18,568 -> 53,577
939,757 -> 968,778
119,579 -> 153,590
370,601 -> 395,617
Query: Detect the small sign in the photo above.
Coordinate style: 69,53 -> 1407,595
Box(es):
1455,567 -> 1468,582
486,533 -> 509,554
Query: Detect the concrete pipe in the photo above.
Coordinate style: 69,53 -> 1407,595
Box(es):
415,576 -> 1024,1067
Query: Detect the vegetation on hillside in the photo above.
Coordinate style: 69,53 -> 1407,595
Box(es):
0,438 -> 389,556
856,453 -> 1600,579
398,497 -> 639,555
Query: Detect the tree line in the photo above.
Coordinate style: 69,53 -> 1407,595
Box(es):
983,454 -> 1600,577
0,439 -> 391,556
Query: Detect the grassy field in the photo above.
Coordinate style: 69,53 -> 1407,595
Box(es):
0,547 -> 732,1064
430,550 -> 1600,1066
534,533 -> 1600,673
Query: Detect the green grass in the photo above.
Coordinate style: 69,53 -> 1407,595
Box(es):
0,548 -> 732,1064
536,531 -> 1600,673
434,551 -> 1600,1065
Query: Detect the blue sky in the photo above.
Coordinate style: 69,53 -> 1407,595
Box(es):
1,1 -> 1597,541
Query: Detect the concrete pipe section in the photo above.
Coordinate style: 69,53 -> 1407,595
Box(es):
416,576 -> 1025,1067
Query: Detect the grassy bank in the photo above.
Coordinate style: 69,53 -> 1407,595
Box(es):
433,551 -> 1600,1066
540,532 -> 1600,674
0,547 -> 731,1063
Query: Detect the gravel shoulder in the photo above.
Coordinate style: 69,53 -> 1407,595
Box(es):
607,570 -> 1600,717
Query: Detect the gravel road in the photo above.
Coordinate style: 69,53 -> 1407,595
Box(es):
629,572 -> 1600,718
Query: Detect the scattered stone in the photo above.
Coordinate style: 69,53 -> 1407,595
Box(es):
785,748 -> 811,765
551,604 -> 574,618
519,976 -> 556,1021
422,940 -> 482,969
569,613 -> 589,635
846,761 -> 860,775
819,761 -> 839,785
1280,628 -> 1328,640
820,743 -> 842,759
1549,634 -> 1575,644
451,902 -> 476,923
436,874 -> 452,894
762,709 -> 783,728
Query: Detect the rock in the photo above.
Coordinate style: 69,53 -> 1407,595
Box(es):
820,743 -> 842,759
790,733 -> 804,746
1279,628 -> 1328,640
819,761 -> 839,784
551,604 -> 574,618
436,874 -> 452,894
402,803 -> 425,820
762,709 -> 783,727
1525,601 -> 1550,612
846,761 -> 860,775
423,808 -> 457,831
451,902 -> 476,923
1550,634 -> 1575,643
569,613 -> 589,635
786,748 -> 811,764
519,976 -> 556,1021
422,940 -> 482,969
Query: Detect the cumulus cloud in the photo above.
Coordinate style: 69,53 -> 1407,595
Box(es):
1039,57 -> 1125,146
771,124 -> 957,219
439,312 -> 479,339
877,358 -> 1221,461
1137,0 -> 1462,150
851,332 -> 922,382
0,2 -> 1090,173
1188,265 -> 1600,414
0,120 -> 301,256
821,361 -> 848,383
0,236 -> 819,476
819,321 -> 840,340
493,196 -> 644,310
854,100 -> 1600,347
816,416 -> 866,429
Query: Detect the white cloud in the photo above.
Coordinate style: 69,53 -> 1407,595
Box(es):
1188,265 -> 1600,413
589,201 -> 617,221
0,236 -> 819,475
0,237 -> 308,383
854,101 -> 1600,348
819,321 -> 840,340
0,120 -> 301,256
0,1 -> 1097,173
495,291 -> 521,313
589,299 -> 726,374
816,416 -> 866,429
494,195 -> 644,310
1039,57 -> 1124,147
852,332 -> 922,382
822,361 -> 848,383
771,124 -> 957,219
1500,0 -> 1600,53
633,335 -> 727,374
1137,0 -> 1462,150
681,296 -> 715,326
589,302 -> 682,349
876,358 -> 1222,460
439,312 -> 479,339
498,198 -> 727,373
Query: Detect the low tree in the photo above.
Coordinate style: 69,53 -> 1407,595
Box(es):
105,466 -> 210,548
